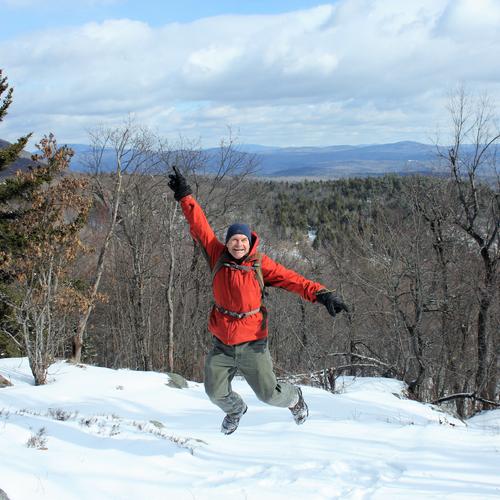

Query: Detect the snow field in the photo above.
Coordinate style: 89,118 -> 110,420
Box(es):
0,358 -> 499,499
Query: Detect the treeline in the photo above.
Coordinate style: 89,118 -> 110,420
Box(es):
1,70 -> 498,418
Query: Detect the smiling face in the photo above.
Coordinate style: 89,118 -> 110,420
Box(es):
226,234 -> 250,259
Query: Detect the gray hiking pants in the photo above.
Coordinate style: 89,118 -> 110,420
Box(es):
204,336 -> 298,415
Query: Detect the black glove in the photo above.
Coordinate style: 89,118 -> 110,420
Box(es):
316,289 -> 349,317
168,165 -> 192,201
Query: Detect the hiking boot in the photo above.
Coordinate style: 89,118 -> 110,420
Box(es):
289,387 -> 309,425
221,404 -> 248,435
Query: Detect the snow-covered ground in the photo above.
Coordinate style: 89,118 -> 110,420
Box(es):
0,358 -> 499,499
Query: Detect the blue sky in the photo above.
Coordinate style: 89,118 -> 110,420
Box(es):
1,1 -> 332,39
1,0 -> 499,148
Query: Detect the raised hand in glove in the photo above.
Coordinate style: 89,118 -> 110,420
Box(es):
316,289 -> 349,318
168,165 -> 192,201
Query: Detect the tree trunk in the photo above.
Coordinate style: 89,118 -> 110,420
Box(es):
71,333 -> 83,365
157,200 -> 179,372
70,159 -> 123,363
473,244 -> 497,409
166,205 -> 177,371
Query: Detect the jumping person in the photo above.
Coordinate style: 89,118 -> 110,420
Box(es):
168,166 -> 348,434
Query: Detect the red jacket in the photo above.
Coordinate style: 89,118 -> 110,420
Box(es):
180,195 -> 326,345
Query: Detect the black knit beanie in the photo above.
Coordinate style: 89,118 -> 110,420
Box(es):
225,223 -> 252,244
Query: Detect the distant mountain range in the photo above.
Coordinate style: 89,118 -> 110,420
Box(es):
67,140 -> 443,178
211,141 -> 441,178
1,139 -> 495,179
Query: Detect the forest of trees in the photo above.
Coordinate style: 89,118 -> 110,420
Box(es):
1,70 -> 498,418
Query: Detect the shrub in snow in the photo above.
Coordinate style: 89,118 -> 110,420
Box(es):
26,427 -> 47,450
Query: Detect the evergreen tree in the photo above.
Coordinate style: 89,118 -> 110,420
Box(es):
0,135 -> 91,382
0,69 -> 32,356
0,69 -> 60,358
0,69 -> 35,259
0,68 -> 32,183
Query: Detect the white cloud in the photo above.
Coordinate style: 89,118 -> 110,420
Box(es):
1,0 -> 499,147
435,0 -> 500,39
184,46 -> 243,79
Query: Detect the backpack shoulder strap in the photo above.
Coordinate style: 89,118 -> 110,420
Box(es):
252,252 -> 265,297
196,238 -> 214,270
211,251 -> 266,298
211,253 -> 228,281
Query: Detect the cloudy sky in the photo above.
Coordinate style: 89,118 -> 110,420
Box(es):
1,0 -> 499,148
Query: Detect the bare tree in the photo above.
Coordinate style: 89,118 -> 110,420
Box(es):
71,122 -> 162,363
116,175 -> 169,370
406,175 -> 477,415
162,199 -> 179,371
441,88 -> 499,408
179,131 -> 259,223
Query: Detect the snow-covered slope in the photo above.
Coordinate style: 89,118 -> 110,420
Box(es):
0,358 -> 499,499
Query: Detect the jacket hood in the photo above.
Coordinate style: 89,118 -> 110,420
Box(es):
248,231 -> 260,257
